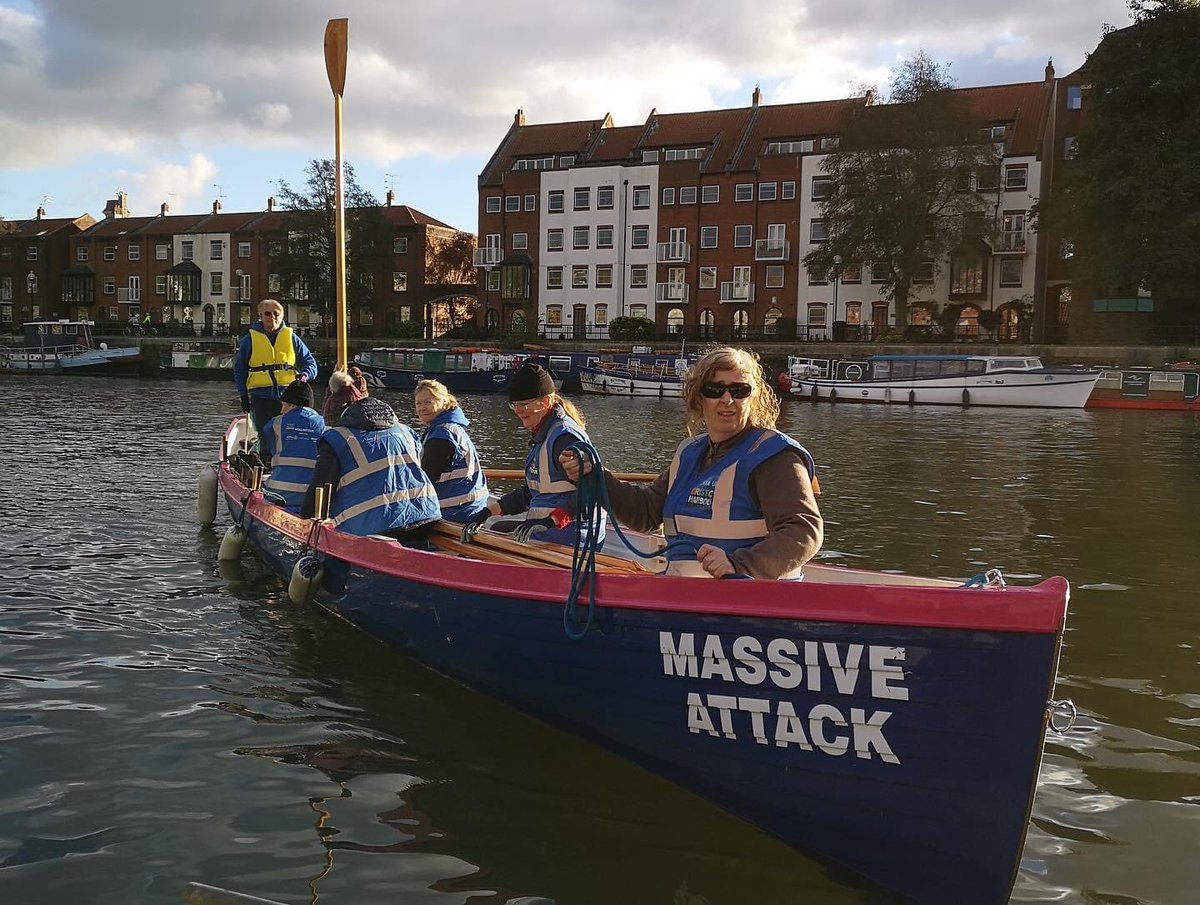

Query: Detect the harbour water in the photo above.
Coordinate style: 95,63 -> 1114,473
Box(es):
1,376 -> 1197,905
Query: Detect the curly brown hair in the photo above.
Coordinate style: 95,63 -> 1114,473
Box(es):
414,379 -> 460,415
681,347 -> 779,435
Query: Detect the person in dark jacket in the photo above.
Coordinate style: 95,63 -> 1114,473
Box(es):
413,379 -> 489,523
260,381 -> 326,513
301,397 -> 440,542
233,298 -> 319,435
321,369 -> 365,426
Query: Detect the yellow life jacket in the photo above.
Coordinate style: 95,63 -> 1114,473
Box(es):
246,326 -> 298,391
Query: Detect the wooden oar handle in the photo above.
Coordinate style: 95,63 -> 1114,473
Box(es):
483,468 -> 657,483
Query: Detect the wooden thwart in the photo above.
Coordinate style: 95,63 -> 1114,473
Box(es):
430,521 -> 647,574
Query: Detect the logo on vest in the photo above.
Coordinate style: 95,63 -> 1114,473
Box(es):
687,479 -> 716,511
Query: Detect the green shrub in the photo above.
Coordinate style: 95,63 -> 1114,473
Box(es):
608,316 -> 656,341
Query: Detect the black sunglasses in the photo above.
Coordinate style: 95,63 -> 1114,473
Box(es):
700,381 -> 754,400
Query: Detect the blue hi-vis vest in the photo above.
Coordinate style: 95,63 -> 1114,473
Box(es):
262,407 -> 326,512
662,428 -> 814,569
523,407 -> 605,546
323,423 -> 441,537
424,410 -> 489,523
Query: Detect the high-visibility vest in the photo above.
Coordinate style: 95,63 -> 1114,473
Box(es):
245,326 -> 298,391
424,410 -> 489,523
522,407 -> 604,546
262,407 -> 326,512
323,423 -> 440,537
662,428 -> 814,573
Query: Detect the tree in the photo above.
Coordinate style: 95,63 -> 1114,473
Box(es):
271,159 -> 392,328
425,230 -> 476,286
803,52 -> 1001,331
1036,0 -> 1200,325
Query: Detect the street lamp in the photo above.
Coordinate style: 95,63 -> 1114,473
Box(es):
832,254 -> 842,340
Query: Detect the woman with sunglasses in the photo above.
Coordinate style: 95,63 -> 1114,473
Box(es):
469,360 -> 605,547
561,347 -> 822,579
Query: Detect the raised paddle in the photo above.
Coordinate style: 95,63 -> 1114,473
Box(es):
323,18 -> 349,371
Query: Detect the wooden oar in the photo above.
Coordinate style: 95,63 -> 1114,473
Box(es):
323,17 -> 349,370
484,468 -> 658,483
430,521 -> 647,574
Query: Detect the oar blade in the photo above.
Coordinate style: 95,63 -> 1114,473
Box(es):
324,18 -> 348,97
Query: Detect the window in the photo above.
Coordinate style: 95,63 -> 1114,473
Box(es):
766,140 -> 813,154
211,272 -> 223,294
486,196 -> 501,213
758,182 -> 777,201
103,245 -> 116,261
77,247 -> 88,262
393,272 -> 408,291
156,243 -> 169,260
976,166 -> 999,192
642,150 -> 660,163
846,303 -> 862,326
950,255 -> 984,294
662,187 -> 676,206
595,304 -> 608,325
764,308 -> 782,335
632,185 -> 650,209
631,225 -> 649,248
268,273 -> 281,293
999,259 -> 1023,287
630,265 -> 648,288
733,225 -> 752,248
1066,85 -> 1083,110
547,305 -> 563,327
630,304 -> 648,319
735,184 -> 753,202
809,219 -> 828,242
210,240 -> 223,259
597,186 -> 615,209
559,155 -> 576,167
811,176 -> 832,201
699,308 -> 715,338
664,147 -> 705,161
840,264 -> 862,284
547,228 -> 564,251
505,195 -> 520,212
548,190 -> 564,213
26,273 -> 38,293
487,270 -> 501,292
237,241 -> 251,258
1001,211 -> 1026,251
679,186 -> 698,205
103,277 -> 115,295
699,267 -> 717,290
808,267 -> 828,286
155,275 -> 166,295
666,307 -> 685,335
26,246 -> 37,261
572,265 -> 589,288
701,185 -> 719,204
914,260 -> 935,284
524,194 -> 536,212
700,226 -> 718,249
500,264 -> 528,299
820,136 -> 839,151
546,267 -> 563,289
512,232 -> 528,250
782,181 -> 796,200
765,266 -> 784,289
574,187 -> 590,210
1004,165 -> 1028,191
573,226 -> 590,249
871,262 -> 890,283
182,241 -> 194,261
596,265 -> 613,288
513,157 -> 554,171
807,304 -> 827,326
597,225 -> 614,248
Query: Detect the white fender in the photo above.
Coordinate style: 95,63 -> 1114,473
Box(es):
218,524 -> 246,561
288,555 -> 324,605
197,465 -> 218,526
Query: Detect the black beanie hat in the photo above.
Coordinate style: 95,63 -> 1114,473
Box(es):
508,361 -> 556,402
281,380 -> 314,408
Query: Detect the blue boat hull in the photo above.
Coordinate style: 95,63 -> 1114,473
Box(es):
356,364 -> 515,394
224,469 -> 1065,905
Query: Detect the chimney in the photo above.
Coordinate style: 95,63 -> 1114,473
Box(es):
515,107 -> 525,127
752,85 -> 762,107
267,196 -> 276,212
160,202 -> 170,216
36,206 -> 45,220
1045,58 -> 1055,83
386,189 -> 395,207
212,199 -> 221,214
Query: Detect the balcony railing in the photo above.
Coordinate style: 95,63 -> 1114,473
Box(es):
719,281 -> 755,303
472,247 -> 502,268
656,241 -> 690,263
996,233 -> 1027,253
655,282 -> 690,303
754,239 -> 790,261
117,288 -> 141,304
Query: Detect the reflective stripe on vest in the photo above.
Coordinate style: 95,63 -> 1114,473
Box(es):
428,421 -> 489,516
245,326 -> 298,391
262,408 -> 324,510
521,408 -> 604,545
324,424 -> 440,535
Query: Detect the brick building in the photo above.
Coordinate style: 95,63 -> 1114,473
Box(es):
0,209 -> 96,325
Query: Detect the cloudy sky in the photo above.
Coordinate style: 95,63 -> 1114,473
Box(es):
0,0 -> 1132,233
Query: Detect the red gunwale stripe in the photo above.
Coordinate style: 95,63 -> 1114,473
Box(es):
220,466 -> 1067,636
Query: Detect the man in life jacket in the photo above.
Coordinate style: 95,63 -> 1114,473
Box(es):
260,380 -> 326,513
301,397 -> 441,543
233,298 -> 319,435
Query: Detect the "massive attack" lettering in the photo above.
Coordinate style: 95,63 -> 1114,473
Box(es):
659,632 -> 909,764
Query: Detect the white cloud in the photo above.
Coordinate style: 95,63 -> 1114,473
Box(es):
115,154 -> 220,216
